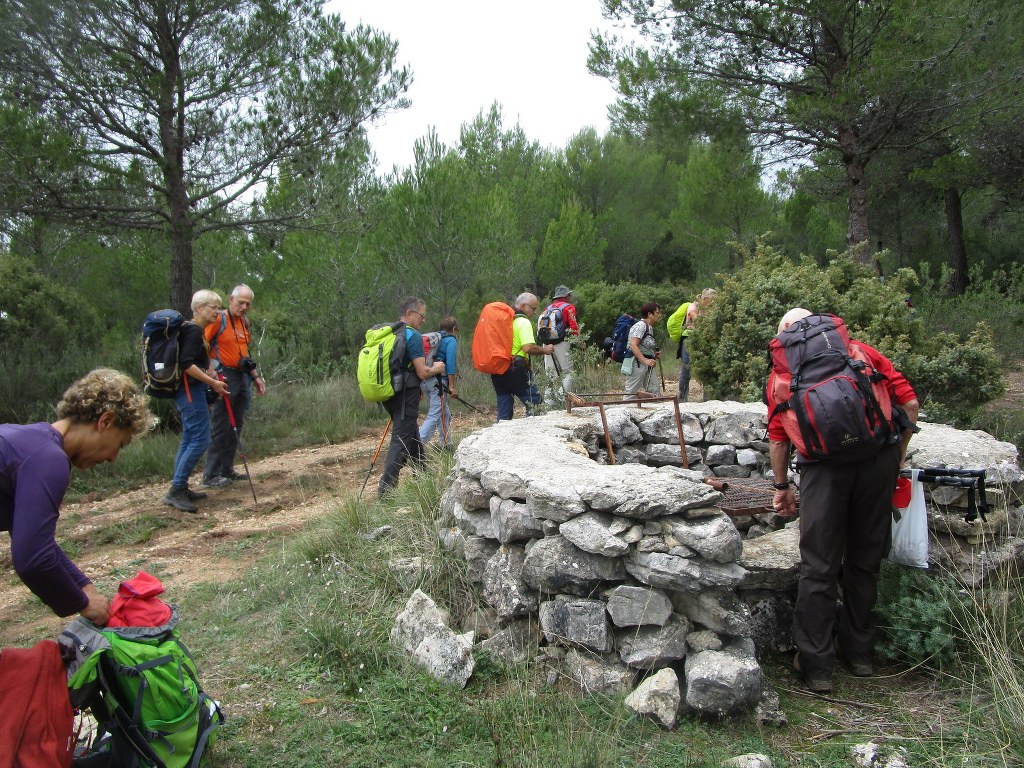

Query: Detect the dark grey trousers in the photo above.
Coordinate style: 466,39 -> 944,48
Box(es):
378,384 -> 424,495
793,442 -> 900,678
204,367 -> 250,481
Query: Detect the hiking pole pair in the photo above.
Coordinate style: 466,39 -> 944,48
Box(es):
359,417 -> 392,501
435,379 -> 485,415
216,372 -> 258,506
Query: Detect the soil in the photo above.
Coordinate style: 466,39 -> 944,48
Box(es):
0,412 -> 492,647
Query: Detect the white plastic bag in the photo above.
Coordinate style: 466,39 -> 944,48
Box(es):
889,468 -> 929,568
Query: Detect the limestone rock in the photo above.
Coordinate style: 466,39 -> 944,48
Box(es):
490,495 -> 544,544
605,585 -> 673,628
624,667 -> 681,729
463,536 -> 499,583
522,535 -> 626,596
482,545 -> 538,619
476,618 -> 541,666
738,526 -> 801,590
563,649 -> 634,695
539,596 -> 611,653
671,590 -> 753,636
684,645 -> 762,715
661,513 -> 744,564
625,551 -> 747,593
560,511 -> 631,557
390,590 -> 475,688
615,614 -> 690,669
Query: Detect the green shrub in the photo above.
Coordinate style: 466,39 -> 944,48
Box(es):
874,562 -> 959,668
688,242 -> 1003,424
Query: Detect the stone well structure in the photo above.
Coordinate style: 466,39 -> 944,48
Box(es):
435,400 -> 1022,717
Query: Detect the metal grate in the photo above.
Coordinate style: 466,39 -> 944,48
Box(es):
713,477 -> 800,517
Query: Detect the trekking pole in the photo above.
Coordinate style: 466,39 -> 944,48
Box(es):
657,356 -> 666,391
358,417 -> 392,500
436,379 -> 486,415
217,373 -> 258,506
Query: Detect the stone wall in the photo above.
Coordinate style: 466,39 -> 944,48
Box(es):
435,401 -> 1022,717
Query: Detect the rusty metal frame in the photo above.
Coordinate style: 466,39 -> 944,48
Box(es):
565,393 -> 688,468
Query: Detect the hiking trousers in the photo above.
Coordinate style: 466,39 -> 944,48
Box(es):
543,341 -> 573,398
793,442 -> 900,679
491,363 -> 541,421
204,367 -> 251,481
379,384 -> 424,495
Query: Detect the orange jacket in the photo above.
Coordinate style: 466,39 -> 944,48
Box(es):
205,310 -> 252,369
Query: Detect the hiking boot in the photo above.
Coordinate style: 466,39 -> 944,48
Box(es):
226,469 -> 249,482
162,484 -> 198,513
185,487 -> 207,501
835,639 -> 874,676
200,476 -> 231,489
793,652 -> 832,694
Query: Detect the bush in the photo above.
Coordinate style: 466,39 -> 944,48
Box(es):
688,242 -> 1003,424
874,562 -> 959,668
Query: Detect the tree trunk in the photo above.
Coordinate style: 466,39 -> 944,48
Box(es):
944,187 -> 969,296
839,125 -> 872,264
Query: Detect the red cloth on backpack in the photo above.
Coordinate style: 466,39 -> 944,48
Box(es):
0,639 -> 73,768
106,570 -> 172,628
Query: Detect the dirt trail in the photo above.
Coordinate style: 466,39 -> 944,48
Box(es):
0,413 -> 487,647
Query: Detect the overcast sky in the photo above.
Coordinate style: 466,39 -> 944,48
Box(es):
324,0 -> 624,172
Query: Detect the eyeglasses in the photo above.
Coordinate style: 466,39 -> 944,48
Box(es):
411,310 -> 426,320
526,304 -> 538,311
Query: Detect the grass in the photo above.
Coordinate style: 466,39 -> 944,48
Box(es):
161,450 -> 1024,768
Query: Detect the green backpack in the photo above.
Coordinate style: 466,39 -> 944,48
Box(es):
60,611 -> 223,768
358,321 -> 412,402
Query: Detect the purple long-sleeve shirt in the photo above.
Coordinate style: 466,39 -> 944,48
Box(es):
0,422 -> 90,616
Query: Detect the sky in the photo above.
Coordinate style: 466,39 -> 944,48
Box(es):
324,0 -> 625,172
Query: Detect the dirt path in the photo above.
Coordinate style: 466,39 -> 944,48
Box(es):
0,413 -> 490,646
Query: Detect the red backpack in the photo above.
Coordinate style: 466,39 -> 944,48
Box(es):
768,313 -> 897,463
472,302 -> 516,375
0,640 -> 73,768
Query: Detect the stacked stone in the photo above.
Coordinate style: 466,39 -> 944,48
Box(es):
429,401 -> 1022,724
442,402 -> 774,717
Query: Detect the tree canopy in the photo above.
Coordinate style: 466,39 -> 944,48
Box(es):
2,0 -> 410,311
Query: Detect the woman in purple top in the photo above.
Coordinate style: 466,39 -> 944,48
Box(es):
0,368 -> 154,623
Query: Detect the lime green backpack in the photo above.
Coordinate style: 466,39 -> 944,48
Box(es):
60,611 -> 223,768
358,321 -> 411,402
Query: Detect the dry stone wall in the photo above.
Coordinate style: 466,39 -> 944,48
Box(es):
438,401 -> 1022,717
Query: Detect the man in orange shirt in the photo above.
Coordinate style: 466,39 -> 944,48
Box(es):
202,284 -> 267,488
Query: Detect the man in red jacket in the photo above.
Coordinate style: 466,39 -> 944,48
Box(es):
768,308 -> 920,694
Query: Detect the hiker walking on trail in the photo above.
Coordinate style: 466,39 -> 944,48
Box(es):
622,303 -> 663,399
538,285 -> 579,401
1,369 -> 155,623
419,316 -> 459,449
767,308 -> 919,695
490,293 -> 553,421
203,284 -> 266,489
379,297 -> 446,496
667,288 -> 716,401
162,290 -> 230,513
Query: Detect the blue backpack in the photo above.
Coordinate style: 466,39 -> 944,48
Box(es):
607,314 -> 636,362
141,310 -> 186,398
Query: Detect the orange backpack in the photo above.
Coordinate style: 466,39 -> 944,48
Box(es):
472,302 -> 516,375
